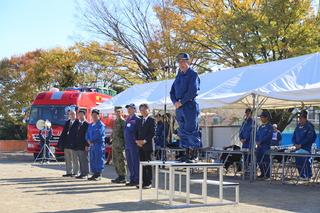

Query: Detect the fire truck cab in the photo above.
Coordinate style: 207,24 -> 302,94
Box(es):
26,87 -> 115,158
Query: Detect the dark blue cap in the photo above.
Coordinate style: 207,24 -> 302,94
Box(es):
177,53 -> 190,61
259,110 -> 270,118
125,103 -> 136,109
91,109 -> 100,115
299,110 -> 308,118
245,108 -> 252,113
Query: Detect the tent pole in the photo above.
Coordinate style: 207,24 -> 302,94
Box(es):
205,112 -> 209,151
162,66 -> 169,163
250,94 -> 259,182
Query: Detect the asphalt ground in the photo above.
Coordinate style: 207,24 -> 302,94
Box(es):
0,152 -> 319,213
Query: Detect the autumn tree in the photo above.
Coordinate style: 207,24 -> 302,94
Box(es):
0,48 -> 82,139
81,0 -> 211,82
73,42 -> 140,91
0,51 -> 44,139
169,0 -> 320,67
165,0 -> 320,130
33,48 -> 81,89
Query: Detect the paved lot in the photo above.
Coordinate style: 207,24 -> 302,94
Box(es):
0,152 -> 319,213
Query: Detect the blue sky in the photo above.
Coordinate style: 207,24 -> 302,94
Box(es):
0,0 -> 86,59
0,0 -> 319,59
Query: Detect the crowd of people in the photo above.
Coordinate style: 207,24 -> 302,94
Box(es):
239,108 -> 317,180
40,51 -> 317,186
55,104 -> 158,188
38,52 -> 201,189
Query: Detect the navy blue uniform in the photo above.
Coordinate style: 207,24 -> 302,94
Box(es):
292,121 -> 316,178
256,122 -> 273,177
155,121 -> 168,148
170,67 -> 201,148
239,117 -> 253,149
155,121 -> 169,160
124,114 -> 140,184
85,120 -> 106,175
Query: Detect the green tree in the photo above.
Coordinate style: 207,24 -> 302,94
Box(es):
0,51 -> 43,139
171,0 -> 320,67
168,0 -> 320,130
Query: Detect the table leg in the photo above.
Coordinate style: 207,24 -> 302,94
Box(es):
281,155 -> 285,184
169,167 -> 174,206
186,167 -> 190,205
139,163 -> 143,201
203,167 -> 208,204
164,172 -> 167,191
172,168 -> 175,197
179,174 -> 182,194
155,165 -> 159,200
269,154 -> 273,183
242,153 -> 245,180
219,166 -> 223,202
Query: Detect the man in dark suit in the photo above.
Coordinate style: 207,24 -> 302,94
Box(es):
74,109 -> 89,179
135,103 -> 155,189
57,110 -> 80,177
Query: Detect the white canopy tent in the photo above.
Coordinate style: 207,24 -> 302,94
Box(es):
97,52 -> 320,112
97,52 -> 320,181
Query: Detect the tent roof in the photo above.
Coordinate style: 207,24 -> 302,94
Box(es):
97,52 -> 320,113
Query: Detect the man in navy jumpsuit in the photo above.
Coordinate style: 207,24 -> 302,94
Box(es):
256,111 -> 273,178
124,104 -> 140,186
155,113 -> 169,160
292,110 -> 316,179
239,108 -> 253,171
239,108 -> 254,149
85,109 -> 106,181
170,53 -> 201,161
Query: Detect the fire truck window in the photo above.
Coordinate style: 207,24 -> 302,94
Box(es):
29,106 -> 67,126
29,107 -> 39,124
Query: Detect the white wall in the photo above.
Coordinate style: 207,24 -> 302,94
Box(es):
201,126 -> 241,148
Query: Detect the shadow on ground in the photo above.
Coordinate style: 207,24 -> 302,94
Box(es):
1,152 -> 320,213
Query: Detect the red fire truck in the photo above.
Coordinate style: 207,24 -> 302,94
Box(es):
26,87 -> 115,159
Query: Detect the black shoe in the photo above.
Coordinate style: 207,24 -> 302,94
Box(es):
75,174 -> 87,179
125,182 -> 138,186
62,174 -> 73,177
143,184 -> 152,189
88,174 -> 101,181
177,153 -> 194,163
136,184 -> 152,189
178,156 -> 192,163
112,176 -> 126,183
111,177 -> 119,183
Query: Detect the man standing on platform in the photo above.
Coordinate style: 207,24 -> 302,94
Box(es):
58,110 -> 80,177
86,109 -> 106,181
74,109 -> 89,179
135,104 -> 156,189
111,106 -> 127,184
124,104 -> 140,186
292,110 -> 316,180
170,53 -> 201,162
